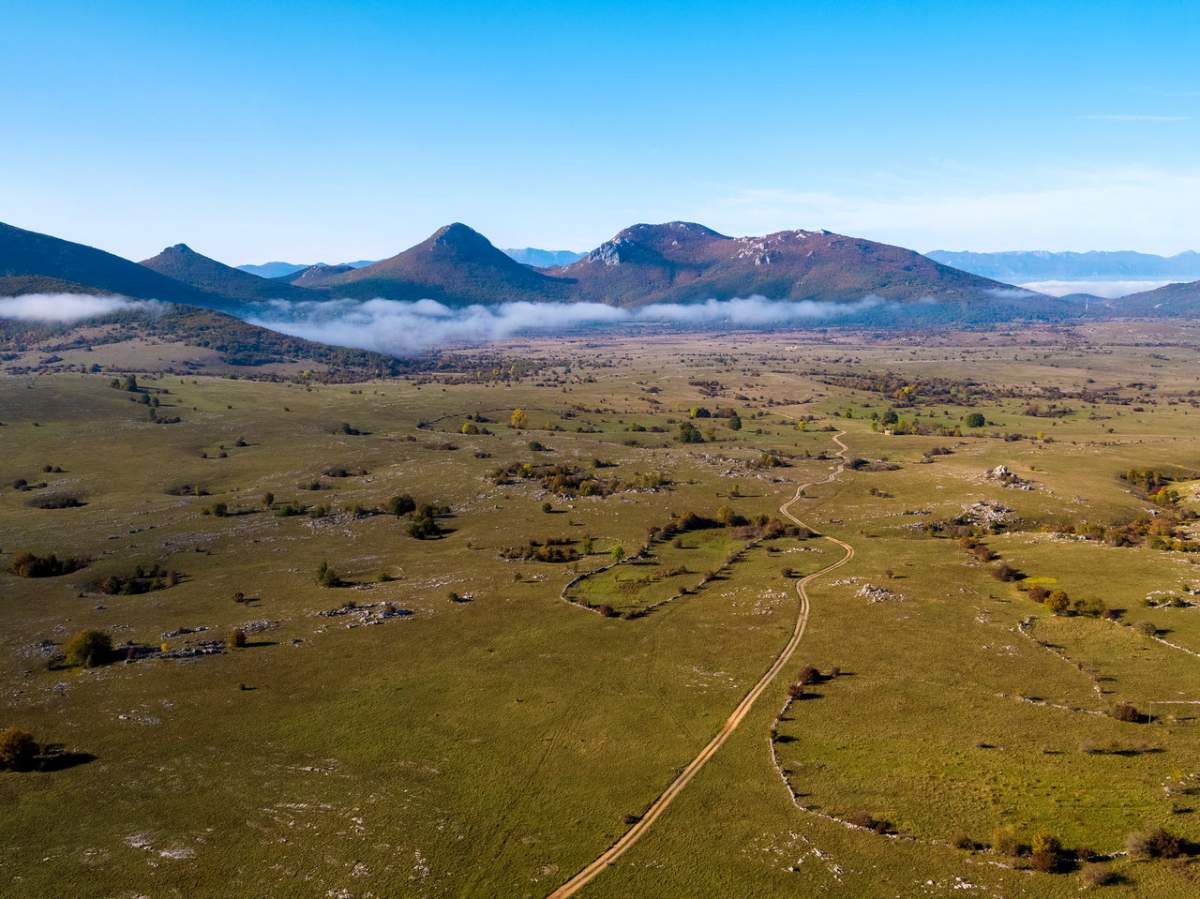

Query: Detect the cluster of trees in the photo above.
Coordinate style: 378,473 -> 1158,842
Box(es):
1025,584 -> 1111,619
389,498 -> 450,539
500,538 -> 581,563
95,564 -> 180,596
9,551 -> 86,578
1058,507 -> 1199,552
1120,467 -> 1188,497
490,460 -> 668,498
688,406 -> 741,430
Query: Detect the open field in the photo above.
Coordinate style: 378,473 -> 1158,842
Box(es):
4,322 -> 1200,897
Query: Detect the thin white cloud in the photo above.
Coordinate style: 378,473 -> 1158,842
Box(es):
1019,279 -> 1170,299
248,296 -> 883,355
0,294 -> 162,323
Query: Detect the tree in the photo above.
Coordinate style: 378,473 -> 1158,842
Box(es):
229,628 -> 247,648
408,515 -> 441,539
387,494 -> 416,516
0,727 -> 39,771
610,545 -> 626,563
965,412 -> 986,428
1045,590 -> 1071,615
677,421 -> 704,444
461,421 -> 480,435
63,629 -> 112,667
728,414 -> 742,431
690,407 -> 711,419
510,408 -> 528,429
316,561 -> 343,588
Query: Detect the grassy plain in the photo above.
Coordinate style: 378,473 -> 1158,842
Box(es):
3,321 -> 1200,897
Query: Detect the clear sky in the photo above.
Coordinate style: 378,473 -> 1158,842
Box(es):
2,0 -> 1198,263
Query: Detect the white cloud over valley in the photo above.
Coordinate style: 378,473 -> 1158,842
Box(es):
0,294 -> 162,323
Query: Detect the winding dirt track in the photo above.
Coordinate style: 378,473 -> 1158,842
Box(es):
547,431 -> 854,899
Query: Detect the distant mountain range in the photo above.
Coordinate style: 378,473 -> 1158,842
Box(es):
504,247 -> 585,268
237,260 -> 374,278
5,217 -> 1200,354
927,249 -> 1200,282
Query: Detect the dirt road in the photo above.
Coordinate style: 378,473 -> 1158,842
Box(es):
547,431 -> 854,898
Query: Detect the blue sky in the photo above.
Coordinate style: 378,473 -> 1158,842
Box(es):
2,0 -> 1198,262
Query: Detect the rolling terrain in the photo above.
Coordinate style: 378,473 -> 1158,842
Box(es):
3,322 -> 1200,897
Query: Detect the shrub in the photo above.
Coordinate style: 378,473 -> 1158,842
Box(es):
846,812 -> 892,834
1136,620 -> 1158,638
408,515 -> 442,539
510,408 -> 528,429
1111,702 -> 1145,723
951,832 -> 976,850
1079,863 -> 1117,889
965,412 -> 986,428
1125,826 -> 1182,859
1045,590 -> 1071,615
797,665 -> 821,686
992,562 -> 1022,582
63,629 -> 113,668
316,561 -> 343,588
229,628 -> 247,648
677,421 -> 704,444
542,501 -> 553,513
597,604 -> 617,618
1029,833 -> 1066,872
972,544 -> 995,562
991,826 -> 1024,857
0,727 -> 39,771
387,494 -> 416,516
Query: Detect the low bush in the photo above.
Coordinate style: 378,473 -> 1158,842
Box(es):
1125,826 -> 1182,859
